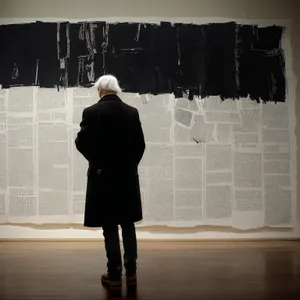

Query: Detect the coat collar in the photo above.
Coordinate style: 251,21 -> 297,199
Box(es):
98,94 -> 122,103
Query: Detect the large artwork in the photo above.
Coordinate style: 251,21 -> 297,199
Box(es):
0,19 -> 296,229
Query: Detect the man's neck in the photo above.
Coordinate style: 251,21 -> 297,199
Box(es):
100,91 -> 117,99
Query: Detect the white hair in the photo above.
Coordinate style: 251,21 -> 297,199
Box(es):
93,74 -> 122,93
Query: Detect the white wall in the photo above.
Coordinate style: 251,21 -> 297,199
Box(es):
0,0 -> 299,240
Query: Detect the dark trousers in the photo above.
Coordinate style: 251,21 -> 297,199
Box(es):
102,222 -> 137,280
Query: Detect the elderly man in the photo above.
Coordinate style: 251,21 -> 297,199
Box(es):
75,74 -> 146,289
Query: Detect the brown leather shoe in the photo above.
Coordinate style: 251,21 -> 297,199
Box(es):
101,274 -> 122,288
126,274 -> 137,286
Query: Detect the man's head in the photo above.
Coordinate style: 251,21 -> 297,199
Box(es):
93,74 -> 122,98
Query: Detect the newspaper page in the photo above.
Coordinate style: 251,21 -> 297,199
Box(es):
172,144 -> 203,226
231,99 -> 264,229
139,94 -> 172,144
233,148 -> 264,229
71,88 -> 96,223
6,87 -> 38,223
35,88 -> 71,223
135,94 -> 173,226
0,90 -> 7,222
204,142 -> 233,226
262,101 -> 293,227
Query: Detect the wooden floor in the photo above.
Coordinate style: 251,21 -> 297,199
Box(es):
0,241 -> 300,300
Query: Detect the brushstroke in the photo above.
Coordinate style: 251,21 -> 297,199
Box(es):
36,22 -> 61,88
0,23 -> 37,88
0,21 -> 286,102
237,25 -> 286,102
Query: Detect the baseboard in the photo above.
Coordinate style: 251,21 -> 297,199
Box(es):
1,238 -> 299,242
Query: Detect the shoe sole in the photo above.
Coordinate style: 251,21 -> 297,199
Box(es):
101,279 -> 122,288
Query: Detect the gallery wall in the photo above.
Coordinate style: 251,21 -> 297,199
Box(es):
0,0 -> 299,240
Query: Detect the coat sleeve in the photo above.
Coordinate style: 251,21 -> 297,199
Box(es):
133,110 -> 146,165
75,108 -> 95,161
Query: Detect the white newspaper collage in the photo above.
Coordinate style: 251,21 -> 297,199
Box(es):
0,86 -> 296,230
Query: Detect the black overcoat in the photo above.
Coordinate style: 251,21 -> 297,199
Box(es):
75,94 -> 146,227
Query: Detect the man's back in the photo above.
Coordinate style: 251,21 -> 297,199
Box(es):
75,94 -> 145,171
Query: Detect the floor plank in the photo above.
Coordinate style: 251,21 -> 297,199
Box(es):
0,241 -> 299,299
